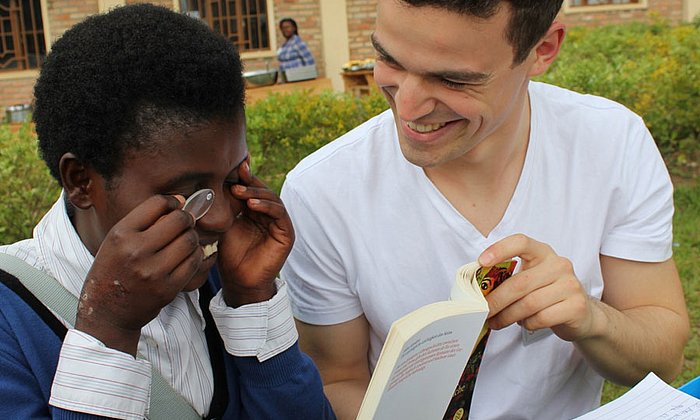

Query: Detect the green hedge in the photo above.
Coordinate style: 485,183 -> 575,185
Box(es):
246,89 -> 389,192
537,19 -> 700,159
0,123 -> 60,244
3,20 -> 699,244
0,91 -> 388,244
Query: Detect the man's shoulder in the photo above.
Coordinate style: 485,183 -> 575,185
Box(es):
531,81 -> 641,120
284,109 -> 395,185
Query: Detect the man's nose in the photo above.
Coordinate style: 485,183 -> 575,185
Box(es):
393,74 -> 436,123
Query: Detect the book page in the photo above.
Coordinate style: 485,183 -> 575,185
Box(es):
367,312 -> 488,420
574,372 -> 700,419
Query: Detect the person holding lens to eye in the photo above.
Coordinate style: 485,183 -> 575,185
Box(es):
0,4 -> 335,419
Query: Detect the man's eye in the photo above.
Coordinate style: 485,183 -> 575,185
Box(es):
441,79 -> 468,89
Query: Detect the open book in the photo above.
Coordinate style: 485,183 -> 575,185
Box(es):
357,260 -> 517,420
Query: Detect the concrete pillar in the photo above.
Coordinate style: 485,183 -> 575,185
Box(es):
685,0 -> 700,21
320,0 -> 350,92
98,0 -> 125,13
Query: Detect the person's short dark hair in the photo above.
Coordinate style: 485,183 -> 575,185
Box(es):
33,3 -> 245,185
279,18 -> 299,35
399,0 -> 564,64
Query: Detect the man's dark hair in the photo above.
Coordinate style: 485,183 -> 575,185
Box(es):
33,3 -> 245,184
279,18 -> 299,35
399,0 -> 564,64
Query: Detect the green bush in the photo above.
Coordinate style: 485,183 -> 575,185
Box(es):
0,123 -> 60,244
538,20 -> 700,158
246,89 -> 388,192
0,91 -> 387,244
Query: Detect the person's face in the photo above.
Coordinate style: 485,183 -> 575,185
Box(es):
280,21 -> 296,39
373,1 -> 539,169
90,118 -> 248,291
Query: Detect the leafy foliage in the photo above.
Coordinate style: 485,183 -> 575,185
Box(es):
246,89 -> 388,192
0,122 -> 60,244
538,20 -> 700,161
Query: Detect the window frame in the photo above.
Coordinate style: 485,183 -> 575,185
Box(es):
563,0 -> 648,14
177,0 -> 277,60
0,0 -> 51,77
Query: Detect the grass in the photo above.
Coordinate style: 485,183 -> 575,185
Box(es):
601,182 -> 700,403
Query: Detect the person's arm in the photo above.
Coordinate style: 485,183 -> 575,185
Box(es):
233,342 -> 336,419
210,281 -> 335,419
296,315 -> 371,420
0,284 -> 121,420
214,158 -> 335,417
482,235 -> 689,386
579,255 -> 688,384
294,38 -> 315,66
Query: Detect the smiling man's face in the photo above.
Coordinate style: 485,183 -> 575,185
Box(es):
372,0 -> 537,169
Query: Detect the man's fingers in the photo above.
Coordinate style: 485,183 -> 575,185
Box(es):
479,233 -> 553,267
487,275 -> 561,327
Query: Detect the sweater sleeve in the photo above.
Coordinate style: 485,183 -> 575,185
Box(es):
0,282 -> 115,420
232,342 -> 336,419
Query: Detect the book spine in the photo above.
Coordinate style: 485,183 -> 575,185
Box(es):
441,260 -> 517,420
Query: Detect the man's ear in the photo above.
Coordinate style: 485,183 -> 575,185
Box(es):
527,21 -> 566,78
59,153 -> 96,210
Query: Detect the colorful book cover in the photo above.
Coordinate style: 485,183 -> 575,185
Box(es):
442,260 -> 517,420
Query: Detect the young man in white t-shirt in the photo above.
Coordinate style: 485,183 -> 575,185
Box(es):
280,1 -> 690,419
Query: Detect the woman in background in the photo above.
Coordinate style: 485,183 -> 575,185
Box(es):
277,18 -> 315,73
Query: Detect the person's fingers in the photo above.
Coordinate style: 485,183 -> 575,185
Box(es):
166,241 -> 204,290
144,208 -> 196,252
486,253 -> 576,319
479,233 -> 553,268
231,183 -> 281,203
488,275 -> 562,328
119,195 -> 185,232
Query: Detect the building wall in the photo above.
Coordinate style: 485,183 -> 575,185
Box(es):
346,0 -> 376,61
341,0 -> 687,60
125,0 -> 172,7
46,0 -> 99,44
0,76 -> 36,111
0,0 -> 692,114
559,0 -> 684,27
1,0 -> 100,113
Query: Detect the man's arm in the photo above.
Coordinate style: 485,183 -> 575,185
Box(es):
578,255 -> 689,384
483,234 -> 689,387
296,315 -> 371,420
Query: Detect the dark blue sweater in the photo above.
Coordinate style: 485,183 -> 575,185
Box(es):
0,274 -> 335,419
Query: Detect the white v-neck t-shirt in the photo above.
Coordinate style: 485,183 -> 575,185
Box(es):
281,81 -> 673,419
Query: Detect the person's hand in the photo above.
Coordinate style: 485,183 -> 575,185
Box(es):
217,159 -> 295,307
76,195 -> 201,356
480,233 -> 594,342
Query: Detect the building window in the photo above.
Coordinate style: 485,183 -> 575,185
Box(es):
180,0 -> 270,52
565,0 -> 647,13
0,0 -> 46,72
569,0 -> 641,7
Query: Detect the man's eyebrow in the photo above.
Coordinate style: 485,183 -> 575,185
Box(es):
370,33 -> 492,84
370,33 -> 400,67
